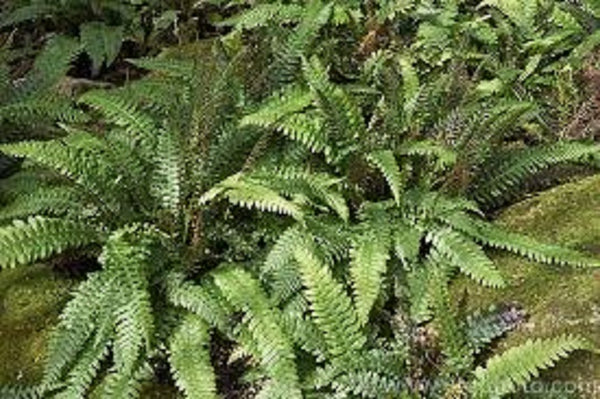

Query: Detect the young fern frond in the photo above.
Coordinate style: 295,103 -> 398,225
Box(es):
212,267 -> 302,399
471,335 -> 590,398
0,217 -> 101,269
428,227 -> 506,288
153,129 -> 184,220
470,141 -> 600,207
169,314 -> 218,399
466,305 -> 526,355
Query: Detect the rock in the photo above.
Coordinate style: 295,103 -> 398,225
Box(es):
452,174 -> 600,398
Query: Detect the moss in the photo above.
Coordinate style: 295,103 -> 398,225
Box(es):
451,175 -> 600,397
0,265 -> 73,385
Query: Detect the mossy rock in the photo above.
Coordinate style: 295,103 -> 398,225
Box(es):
452,174 -> 600,397
0,266 -> 180,397
0,265 -> 74,385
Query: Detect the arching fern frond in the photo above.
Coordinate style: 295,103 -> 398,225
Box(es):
445,213 -> 600,267
367,150 -> 405,205
253,167 -> 348,221
200,174 -> 304,220
471,335 -> 590,398
470,141 -> 600,207
0,217 -> 101,269
350,204 -> 392,325
240,86 -> 313,129
79,91 -> 157,157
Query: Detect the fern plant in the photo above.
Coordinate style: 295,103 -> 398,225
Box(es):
1,1 -> 600,398
0,43 -> 354,397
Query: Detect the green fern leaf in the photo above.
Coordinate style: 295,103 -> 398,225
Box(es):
213,267 -> 302,399
78,91 -> 157,157
200,174 -> 304,220
472,335 -> 590,398
293,233 -> 366,363
0,217 -> 101,268
429,228 -> 505,288
470,141 -> 600,207
367,150 -> 405,205
169,315 -> 218,399
446,213 -> 600,268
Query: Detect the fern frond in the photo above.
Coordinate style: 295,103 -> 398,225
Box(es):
445,213 -> 600,267
200,174 -> 304,220
0,186 -> 85,221
80,22 -> 123,75
78,91 -> 157,157
428,228 -> 505,288
0,135 -> 123,210
240,86 -> 313,129
213,267 -> 302,399
166,273 -> 234,332
350,205 -> 392,325
303,55 -> 365,143
277,112 -> 332,156
393,221 -> 422,267
470,141 -> 600,207
169,314 -> 217,399
253,167 -> 348,220
398,140 -> 457,170
23,35 -> 82,95
270,2 -> 333,85
471,335 -> 590,398
0,96 -> 88,125
466,305 -> 526,355
367,150 -> 405,205
293,233 -> 366,363
0,217 -> 101,268
153,129 -> 183,220
126,57 -> 195,79
42,272 -> 112,390
222,3 -> 305,30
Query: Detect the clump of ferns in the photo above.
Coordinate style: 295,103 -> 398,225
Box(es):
166,54 -> 600,398
0,47 -> 355,398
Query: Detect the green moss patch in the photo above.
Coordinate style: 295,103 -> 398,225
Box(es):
452,175 -> 600,396
0,265 -> 73,385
